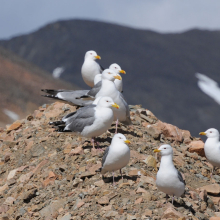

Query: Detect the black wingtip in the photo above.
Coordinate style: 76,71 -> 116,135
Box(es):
95,168 -> 102,173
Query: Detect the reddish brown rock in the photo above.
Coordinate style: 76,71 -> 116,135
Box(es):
210,217 -> 220,220
198,184 -> 220,195
188,140 -> 205,157
161,206 -> 184,219
130,150 -> 147,160
6,121 -> 22,132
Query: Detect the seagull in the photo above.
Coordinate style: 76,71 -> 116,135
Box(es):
97,133 -> 130,185
199,128 -> 220,176
81,69 -> 132,133
41,63 -> 125,105
49,96 -> 119,149
94,63 -> 126,92
196,73 -> 220,105
81,50 -> 103,87
154,144 -> 185,204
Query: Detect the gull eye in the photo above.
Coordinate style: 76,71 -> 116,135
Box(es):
164,148 -> 166,149
119,137 -> 122,139
210,131 -> 212,133
115,67 -> 117,69
106,100 -> 109,102
90,53 -> 92,55
108,72 -> 111,74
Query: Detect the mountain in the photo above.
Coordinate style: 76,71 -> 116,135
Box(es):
1,19 -> 220,136
0,46 -> 78,127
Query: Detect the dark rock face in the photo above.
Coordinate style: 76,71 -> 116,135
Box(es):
1,20 -> 220,136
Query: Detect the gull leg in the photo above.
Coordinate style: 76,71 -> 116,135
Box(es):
115,119 -> 119,134
172,195 -> 174,205
91,138 -> 95,149
120,169 -> 123,180
94,138 -> 103,151
112,172 -> 115,186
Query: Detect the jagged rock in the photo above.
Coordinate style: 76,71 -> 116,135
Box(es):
188,140 -> 205,157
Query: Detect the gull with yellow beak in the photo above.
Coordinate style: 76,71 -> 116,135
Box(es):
81,50 -> 103,87
199,128 -> 220,176
94,63 -> 126,92
96,133 -> 131,185
154,144 -> 185,204
49,96 -> 119,149
41,64 -> 125,106
91,69 -> 131,133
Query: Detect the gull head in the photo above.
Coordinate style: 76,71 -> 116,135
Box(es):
154,144 -> 173,156
85,50 -> 101,60
102,69 -> 122,81
113,133 -> 131,145
97,96 -> 119,109
200,128 -> 219,138
109,63 -> 126,75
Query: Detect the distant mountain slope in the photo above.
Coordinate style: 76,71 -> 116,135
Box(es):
1,19 -> 220,135
0,46 -> 78,127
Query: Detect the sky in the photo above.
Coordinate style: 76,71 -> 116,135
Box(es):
0,0 -> 220,39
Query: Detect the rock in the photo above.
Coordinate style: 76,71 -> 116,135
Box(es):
127,214 -> 136,220
130,150 -> 147,160
0,184 -> 8,195
69,147 -> 83,155
143,155 -> 157,171
142,209 -> 152,217
128,169 -> 147,176
210,218 -> 220,220
22,189 -> 37,202
135,198 -> 143,204
198,184 -> 220,195
77,201 -> 85,208
60,213 -> 71,220
188,140 -> 205,157
6,121 -> 22,132
40,199 -> 65,218
189,191 -> 199,200
0,205 -> 9,214
98,196 -> 109,205
161,206 -> 184,219
105,211 -> 118,218
4,197 -> 15,205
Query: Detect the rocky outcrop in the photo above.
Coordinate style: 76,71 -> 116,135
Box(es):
0,102 -> 219,219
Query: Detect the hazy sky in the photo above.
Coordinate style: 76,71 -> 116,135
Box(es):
0,0 -> 220,39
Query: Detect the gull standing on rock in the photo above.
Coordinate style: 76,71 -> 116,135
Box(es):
81,50 -> 103,87
94,63 -> 126,92
97,133 -> 130,185
199,128 -> 220,176
49,97 -> 119,149
84,69 -> 131,133
154,144 -> 185,204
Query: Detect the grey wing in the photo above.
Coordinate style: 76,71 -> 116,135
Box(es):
177,170 -> 185,185
65,104 -> 96,132
87,81 -> 102,97
102,146 -> 110,166
95,61 -> 105,73
42,89 -> 92,106
119,93 -> 132,125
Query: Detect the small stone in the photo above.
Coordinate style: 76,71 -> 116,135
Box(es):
135,198 -> 143,204
98,196 -> 109,205
127,214 -> 136,220
77,201 -> 85,208
69,147 -> 83,155
94,180 -> 104,187
210,218 -> 220,220
72,178 -> 83,187
105,211 -> 118,218
189,191 -> 199,200
4,197 -> 15,205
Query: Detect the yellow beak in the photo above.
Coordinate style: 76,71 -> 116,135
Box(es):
114,75 -> 122,80
199,132 -> 206,135
154,149 -> 161,153
124,140 -> 131,144
111,103 -> 120,109
95,55 -> 101,60
119,70 -> 126,74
